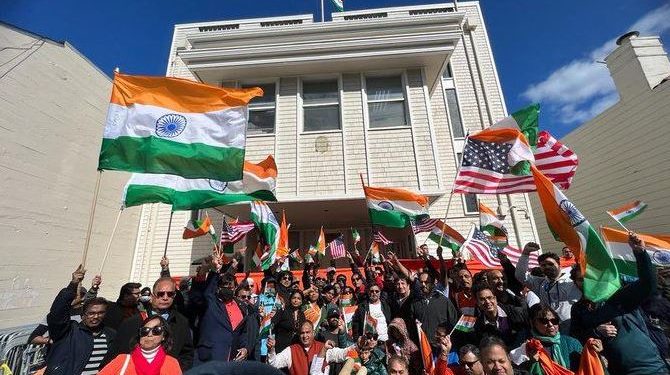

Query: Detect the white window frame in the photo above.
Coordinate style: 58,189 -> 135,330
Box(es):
441,64 -> 467,140
300,76 -> 342,134
240,79 -> 279,137
363,72 -> 411,130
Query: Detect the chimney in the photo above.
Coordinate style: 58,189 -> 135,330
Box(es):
605,31 -> 670,102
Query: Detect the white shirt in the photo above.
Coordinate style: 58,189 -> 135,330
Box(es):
269,344 -> 352,371
309,348 -> 354,375
368,302 -> 388,341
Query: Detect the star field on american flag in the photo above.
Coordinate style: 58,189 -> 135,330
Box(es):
461,139 -> 513,174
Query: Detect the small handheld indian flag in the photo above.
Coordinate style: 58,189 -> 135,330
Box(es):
352,229 -> 361,244
317,227 -> 327,256
451,315 -> 477,333
183,215 -> 213,239
416,320 -> 434,375
607,201 -> 647,226
479,202 -> 508,247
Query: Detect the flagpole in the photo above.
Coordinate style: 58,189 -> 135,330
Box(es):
81,170 -> 103,267
321,0 -> 325,22
98,207 -> 124,274
607,212 -> 632,232
163,210 -> 174,258
431,132 -> 470,247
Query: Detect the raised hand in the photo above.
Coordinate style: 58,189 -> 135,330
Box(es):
628,233 -> 646,254
160,256 -> 169,269
91,275 -> 102,289
523,242 -> 541,254
71,264 -> 86,284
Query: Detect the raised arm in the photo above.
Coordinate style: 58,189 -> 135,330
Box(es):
47,265 -> 84,341
515,242 -> 540,284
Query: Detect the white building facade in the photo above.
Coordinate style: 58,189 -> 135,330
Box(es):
130,2 -> 541,285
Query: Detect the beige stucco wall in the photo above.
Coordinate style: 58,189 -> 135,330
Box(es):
530,79 -> 670,250
0,24 -> 140,328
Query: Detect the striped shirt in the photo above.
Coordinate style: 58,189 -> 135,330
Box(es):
81,331 -> 108,375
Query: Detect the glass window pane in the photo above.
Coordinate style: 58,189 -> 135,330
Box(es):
442,63 -> 453,78
248,109 -> 275,135
464,193 -> 479,213
368,101 -> 407,128
303,80 -> 339,105
244,83 -> 276,105
304,105 -> 340,131
366,76 -> 404,101
445,89 -> 465,138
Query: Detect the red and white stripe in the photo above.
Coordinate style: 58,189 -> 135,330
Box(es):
463,232 -> 539,269
373,231 -> 394,245
412,218 -> 440,234
220,221 -> 255,244
328,237 -> 347,259
454,131 -> 578,194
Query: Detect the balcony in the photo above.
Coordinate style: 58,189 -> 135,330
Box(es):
173,3 -> 465,92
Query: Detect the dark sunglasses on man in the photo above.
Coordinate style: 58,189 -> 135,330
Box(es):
139,326 -> 165,337
155,291 -> 176,298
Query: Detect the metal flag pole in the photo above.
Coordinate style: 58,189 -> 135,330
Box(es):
81,171 -> 103,267
163,210 -> 175,258
98,207 -> 124,274
429,131 -> 470,246
321,0 -> 325,22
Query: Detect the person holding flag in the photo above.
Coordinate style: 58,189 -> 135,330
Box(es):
352,284 -> 391,342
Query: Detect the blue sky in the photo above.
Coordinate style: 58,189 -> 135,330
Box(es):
3,0 -> 668,137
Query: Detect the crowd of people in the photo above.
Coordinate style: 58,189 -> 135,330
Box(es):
30,233 -> 670,375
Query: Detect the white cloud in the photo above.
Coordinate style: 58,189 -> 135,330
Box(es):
522,3 -> 670,126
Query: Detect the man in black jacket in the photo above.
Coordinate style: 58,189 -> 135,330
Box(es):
352,283 -> 392,341
111,276 -> 194,371
410,271 -> 459,341
102,282 -> 141,330
45,265 -> 115,375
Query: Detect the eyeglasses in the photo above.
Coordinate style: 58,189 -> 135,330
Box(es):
139,326 -> 165,337
85,310 -> 106,317
369,290 -> 381,294
155,291 -> 176,298
537,317 -> 560,326
282,276 -> 292,281
459,359 -> 479,368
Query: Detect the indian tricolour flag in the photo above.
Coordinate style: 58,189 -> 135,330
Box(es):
479,202 -> 508,246
607,200 -> 648,224
363,185 -> 429,228
490,103 -> 540,147
532,165 -> 620,302
99,73 -> 262,181
427,220 -> 465,253
123,155 -> 277,210
343,305 -> 358,336
601,226 -> 670,277
452,315 -> 477,333
250,201 -> 279,270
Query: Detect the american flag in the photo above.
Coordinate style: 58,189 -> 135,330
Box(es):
327,236 -> 347,259
220,219 -> 255,245
411,217 -> 440,234
373,230 -> 394,245
454,130 -> 578,194
462,227 -> 539,268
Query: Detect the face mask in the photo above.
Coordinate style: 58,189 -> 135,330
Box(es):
218,288 -> 234,302
265,287 -> 276,296
139,296 -> 151,303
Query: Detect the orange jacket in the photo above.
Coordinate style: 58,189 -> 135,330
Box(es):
98,353 -> 183,375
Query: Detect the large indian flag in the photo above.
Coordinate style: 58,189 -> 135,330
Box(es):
123,155 -> 277,210
99,73 -> 262,181
601,226 -> 670,277
532,165 -> 620,302
363,185 -> 429,228
250,201 -> 279,270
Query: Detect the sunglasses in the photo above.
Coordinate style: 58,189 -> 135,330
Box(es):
537,317 -> 559,326
139,326 -> 165,337
282,276 -> 292,280
369,289 -> 381,294
459,359 -> 479,368
155,291 -> 176,298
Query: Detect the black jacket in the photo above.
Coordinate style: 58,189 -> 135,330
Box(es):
102,301 -> 139,331
44,283 -> 116,375
410,290 -> 459,340
271,306 -> 305,353
111,308 -> 194,370
352,300 -> 392,340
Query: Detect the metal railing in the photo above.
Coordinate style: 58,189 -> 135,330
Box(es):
0,325 -> 47,375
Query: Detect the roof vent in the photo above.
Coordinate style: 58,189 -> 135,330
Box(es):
260,19 -> 303,27
198,24 -> 240,32
409,7 -> 453,16
616,31 -> 639,46
343,12 -> 388,21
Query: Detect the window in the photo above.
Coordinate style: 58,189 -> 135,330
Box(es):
302,80 -> 340,131
245,83 -> 276,135
457,153 -> 479,214
442,63 -> 453,79
445,88 -> 465,138
365,75 -> 408,128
